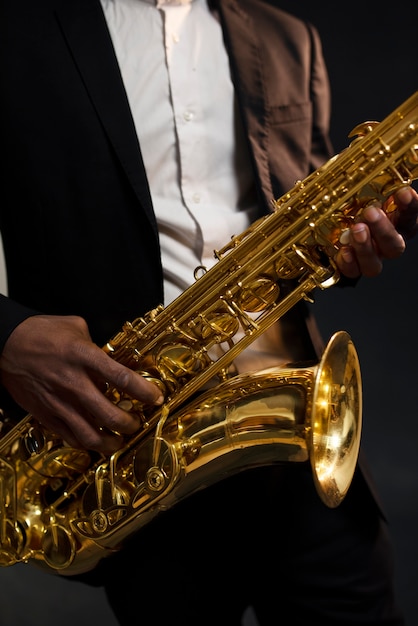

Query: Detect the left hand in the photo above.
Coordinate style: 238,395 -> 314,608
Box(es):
335,186 -> 418,278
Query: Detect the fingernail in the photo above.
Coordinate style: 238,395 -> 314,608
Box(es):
362,206 -> 381,223
339,229 -> 350,245
154,394 -> 165,406
352,224 -> 368,243
395,186 -> 414,204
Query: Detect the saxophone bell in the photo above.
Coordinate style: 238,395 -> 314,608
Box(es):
166,329 -> 362,511
307,330 -> 362,507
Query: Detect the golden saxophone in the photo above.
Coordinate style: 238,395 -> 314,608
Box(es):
0,92 -> 417,576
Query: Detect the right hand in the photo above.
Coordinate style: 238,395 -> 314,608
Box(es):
0,314 -> 164,454
335,186 -> 418,279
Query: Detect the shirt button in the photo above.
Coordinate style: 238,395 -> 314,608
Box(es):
183,111 -> 194,122
192,193 -> 201,203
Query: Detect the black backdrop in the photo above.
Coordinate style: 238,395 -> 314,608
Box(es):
279,3 -> 418,625
0,3 -> 417,625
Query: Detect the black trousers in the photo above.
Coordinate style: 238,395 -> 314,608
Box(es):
101,462 -> 404,625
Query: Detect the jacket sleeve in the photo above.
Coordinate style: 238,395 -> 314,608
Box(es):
0,294 -> 40,354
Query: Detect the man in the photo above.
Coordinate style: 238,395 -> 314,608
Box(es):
1,1 -> 417,624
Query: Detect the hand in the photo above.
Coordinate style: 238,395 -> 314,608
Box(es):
0,315 -> 164,454
335,186 -> 418,278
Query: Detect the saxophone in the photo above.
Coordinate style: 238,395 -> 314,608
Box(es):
1,91 -> 417,576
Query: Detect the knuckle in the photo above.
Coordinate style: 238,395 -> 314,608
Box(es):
82,431 -> 104,450
106,411 -> 138,435
113,366 -> 134,391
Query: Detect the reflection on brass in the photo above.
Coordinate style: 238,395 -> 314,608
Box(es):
0,92 -> 417,576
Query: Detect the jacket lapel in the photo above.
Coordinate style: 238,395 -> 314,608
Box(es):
216,0 -> 273,210
53,0 -> 272,220
54,0 -> 157,229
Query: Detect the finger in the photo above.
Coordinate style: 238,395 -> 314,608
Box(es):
105,363 -> 165,406
361,205 -> 405,260
393,186 -> 418,208
31,378 -> 140,452
32,409 -> 124,455
349,222 -> 383,277
82,348 -> 164,406
391,187 -> 418,240
335,246 -> 361,279
81,386 -> 147,437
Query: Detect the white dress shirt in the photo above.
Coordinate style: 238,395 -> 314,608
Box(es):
100,0 -> 292,371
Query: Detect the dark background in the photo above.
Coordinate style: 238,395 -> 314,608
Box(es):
1,3 -> 417,625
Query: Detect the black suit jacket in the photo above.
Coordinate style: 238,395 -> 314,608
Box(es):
0,0 -> 332,352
